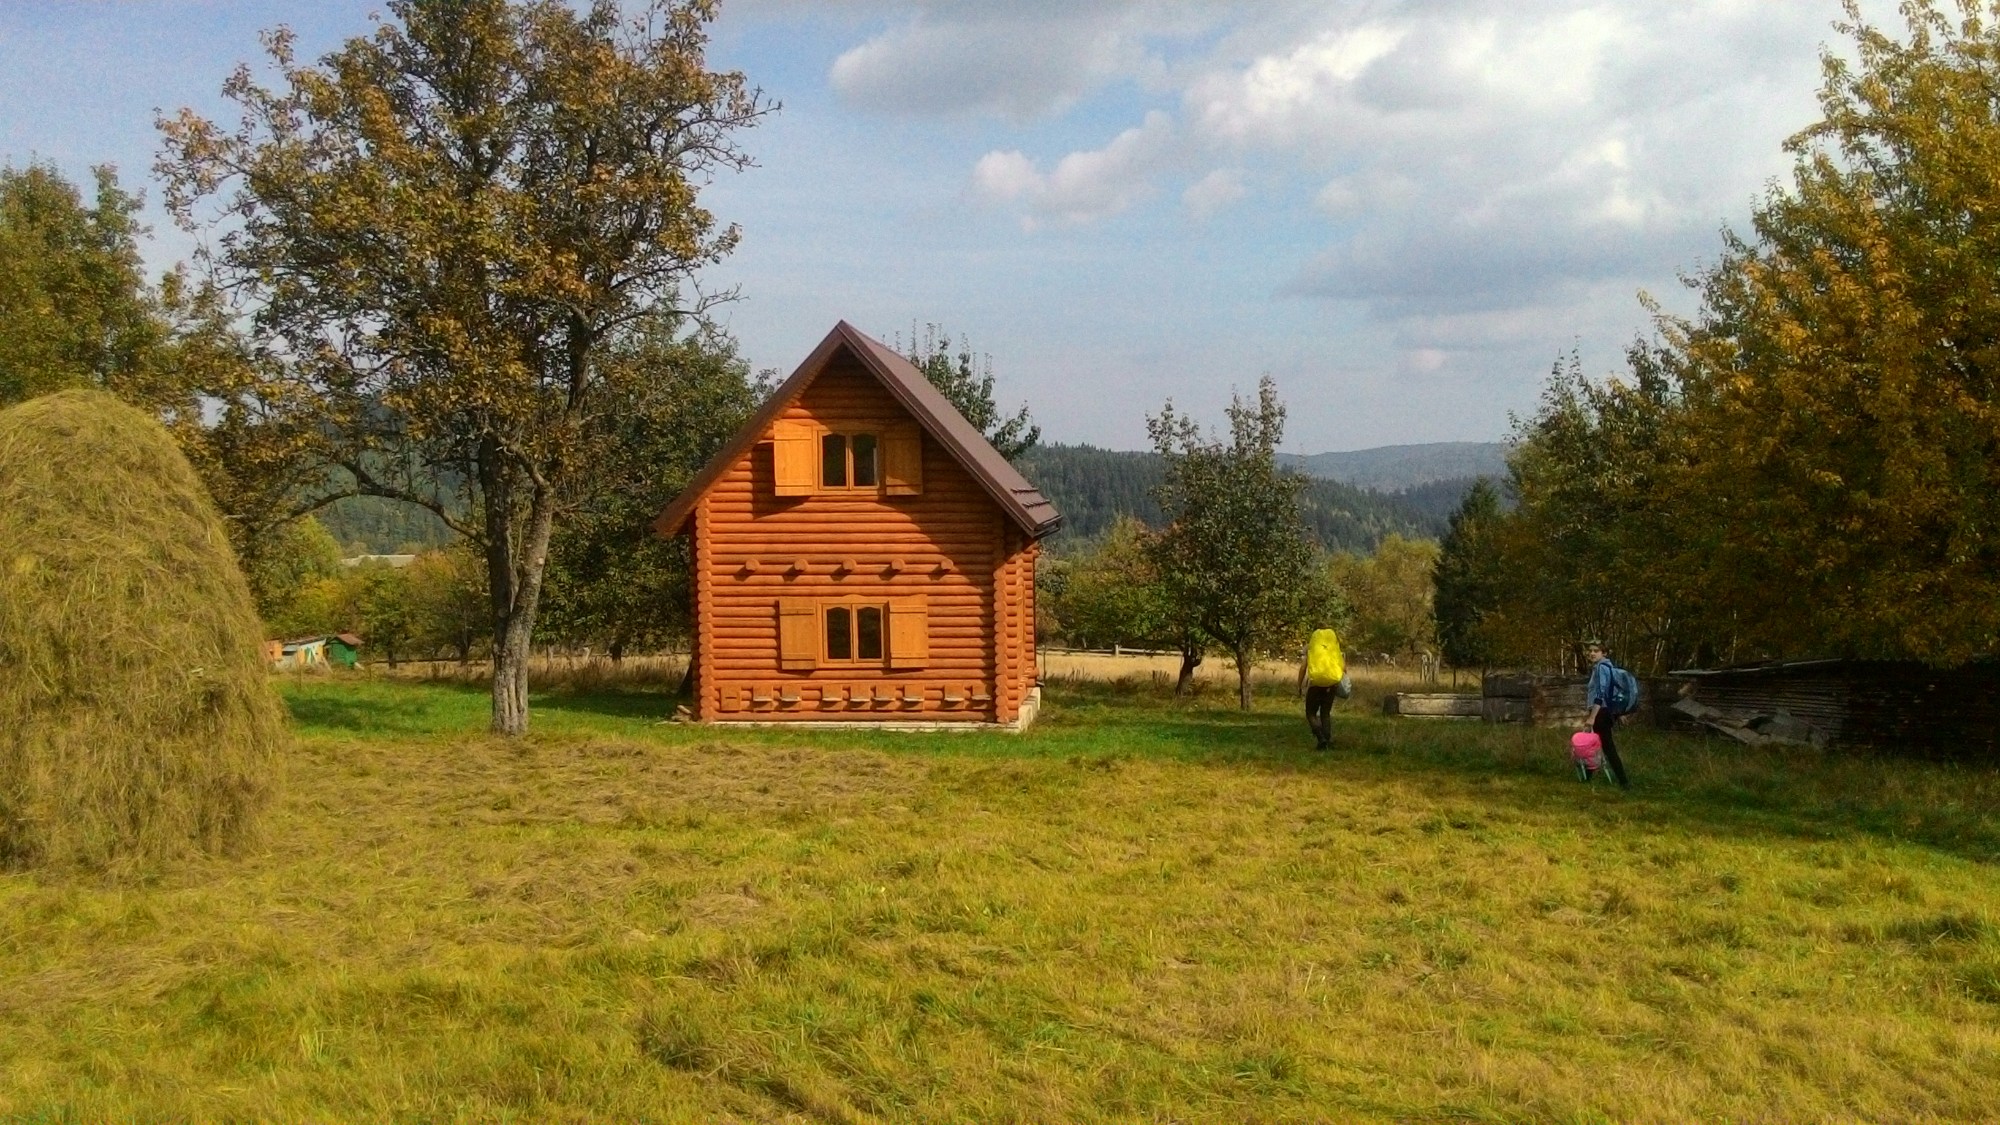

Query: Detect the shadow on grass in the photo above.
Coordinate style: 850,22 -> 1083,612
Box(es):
286,677 -> 678,736
285,676 -> 2000,866
533,687 -> 679,723
1034,682 -> 2000,866
1616,746 -> 2000,866
282,683 -> 482,737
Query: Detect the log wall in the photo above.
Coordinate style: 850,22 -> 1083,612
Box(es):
692,358 -> 1036,723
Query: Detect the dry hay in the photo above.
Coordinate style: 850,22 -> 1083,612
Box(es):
0,390 -> 284,869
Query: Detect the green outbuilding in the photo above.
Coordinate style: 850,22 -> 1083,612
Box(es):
326,633 -> 363,668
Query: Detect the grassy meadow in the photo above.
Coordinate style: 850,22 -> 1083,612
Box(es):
2,664 -> 1998,1123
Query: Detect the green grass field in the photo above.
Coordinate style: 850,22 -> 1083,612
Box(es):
2,673 -> 1997,1123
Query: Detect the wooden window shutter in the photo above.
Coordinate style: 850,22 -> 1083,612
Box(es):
777,598 -> 818,670
882,424 -> 923,496
887,596 -> 929,669
771,419 -> 816,497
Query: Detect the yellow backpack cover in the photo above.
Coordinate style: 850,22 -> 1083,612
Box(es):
1306,628 -> 1345,687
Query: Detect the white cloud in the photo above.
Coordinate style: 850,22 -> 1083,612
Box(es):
1181,167 -> 1247,220
1314,178 -> 1362,217
832,1 -> 1825,306
825,2 -> 1196,119
1402,347 -> 1449,375
1134,1 -> 1825,318
969,111 -> 1177,228
1191,22 -> 1407,144
970,150 -> 1041,203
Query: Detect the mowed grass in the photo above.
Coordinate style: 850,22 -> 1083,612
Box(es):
2,672 -> 1998,1123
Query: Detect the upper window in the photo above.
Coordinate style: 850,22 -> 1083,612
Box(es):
820,432 -> 879,489
770,420 -> 919,498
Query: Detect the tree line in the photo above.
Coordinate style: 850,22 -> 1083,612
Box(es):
316,497 -> 454,557
1433,0 -> 2000,676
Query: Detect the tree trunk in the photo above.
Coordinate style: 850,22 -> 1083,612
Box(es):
1175,645 -> 1202,696
483,451 -> 561,737
492,618 -> 532,735
1234,644 -> 1253,711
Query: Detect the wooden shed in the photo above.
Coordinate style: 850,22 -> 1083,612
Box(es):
652,321 -> 1061,727
1673,658 -> 2000,761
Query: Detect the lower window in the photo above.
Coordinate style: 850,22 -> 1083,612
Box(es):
777,595 -> 926,671
824,603 -> 884,662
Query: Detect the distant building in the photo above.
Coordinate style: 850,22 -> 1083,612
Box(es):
327,633 -> 363,668
273,638 -> 326,669
269,633 -> 363,669
1673,658 -> 2000,760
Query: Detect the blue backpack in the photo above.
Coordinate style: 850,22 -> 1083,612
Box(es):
1606,662 -> 1642,716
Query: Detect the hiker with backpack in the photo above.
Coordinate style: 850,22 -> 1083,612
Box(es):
1581,640 -> 1637,788
1298,627 -> 1351,751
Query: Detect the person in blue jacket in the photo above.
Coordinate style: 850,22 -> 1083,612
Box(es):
1581,640 -> 1631,788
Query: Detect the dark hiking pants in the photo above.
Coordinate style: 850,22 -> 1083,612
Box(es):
1592,709 -> 1630,787
1305,686 -> 1336,747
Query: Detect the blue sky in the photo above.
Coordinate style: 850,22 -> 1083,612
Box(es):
0,1 -> 1883,451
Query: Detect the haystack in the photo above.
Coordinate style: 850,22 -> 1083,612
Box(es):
0,390 -> 283,869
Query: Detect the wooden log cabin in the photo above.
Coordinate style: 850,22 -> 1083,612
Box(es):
652,321 -> 1061,727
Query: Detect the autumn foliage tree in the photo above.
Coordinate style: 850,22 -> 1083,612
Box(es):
1659,0 -> 2000,665
1481,0 -> 2000,671
1326,534 -> 1436,661
1052,516 -> 1212,689
0,164 -> 160,407
1484,348 -> 1689,672
157,0 -> 769,733
0,162 -> 319,582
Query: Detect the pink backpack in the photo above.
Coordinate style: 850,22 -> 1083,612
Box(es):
1570,731 -> 1604,780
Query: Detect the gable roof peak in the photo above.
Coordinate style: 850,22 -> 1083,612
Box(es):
651,320 -> 1060,539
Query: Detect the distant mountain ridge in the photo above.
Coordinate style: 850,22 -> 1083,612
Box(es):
1016,444 -> 1455,553
1278,441 -> 1509,492
320,441 -> 1513,556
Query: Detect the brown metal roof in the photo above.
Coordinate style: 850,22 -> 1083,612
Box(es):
651,321 -> 1061,539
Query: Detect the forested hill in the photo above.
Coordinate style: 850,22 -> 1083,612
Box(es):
1016,443 -> 1460,554
316,496 -> 454,556
1277,441 -> 1508,491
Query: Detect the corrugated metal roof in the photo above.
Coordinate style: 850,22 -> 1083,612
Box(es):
651,321 -> 1061,539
